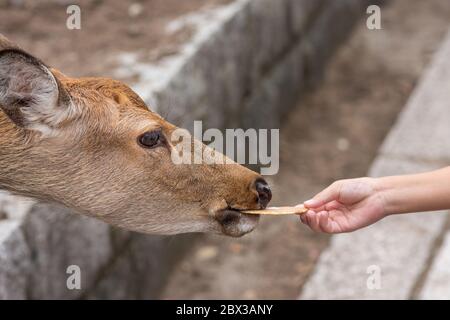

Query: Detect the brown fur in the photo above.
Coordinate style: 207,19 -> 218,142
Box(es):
0,35 -> 266,236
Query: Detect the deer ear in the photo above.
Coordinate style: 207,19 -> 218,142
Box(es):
0,49 -> 73,132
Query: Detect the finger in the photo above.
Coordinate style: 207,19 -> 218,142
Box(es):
318,211 -> 335,233
306,211 -> 323,233
300,214 -> 307,224
325,200 -> 341,211
303,211 -> 315,229
304,182 -> 342,209
303,209 -> 317,223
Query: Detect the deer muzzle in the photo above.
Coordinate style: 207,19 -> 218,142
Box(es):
215,178 -> 272,237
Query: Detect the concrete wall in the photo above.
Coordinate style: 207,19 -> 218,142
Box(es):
0,0 -> 375,299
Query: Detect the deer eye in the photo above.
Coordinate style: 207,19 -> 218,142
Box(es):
138,130 -> 164,149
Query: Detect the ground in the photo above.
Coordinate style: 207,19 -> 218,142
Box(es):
0,0 -> 232,77
161,0 -> 450,299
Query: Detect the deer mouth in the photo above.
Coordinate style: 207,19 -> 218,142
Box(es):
215,208 -> 260,237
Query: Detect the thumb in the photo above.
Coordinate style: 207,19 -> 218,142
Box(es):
304,181 -> 342,208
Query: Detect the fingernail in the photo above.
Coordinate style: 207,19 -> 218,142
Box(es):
304,199 -> 318,207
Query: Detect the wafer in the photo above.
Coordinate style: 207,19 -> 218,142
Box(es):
241,205 -> 308,215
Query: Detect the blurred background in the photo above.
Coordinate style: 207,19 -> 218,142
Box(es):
1,0 -> 450,299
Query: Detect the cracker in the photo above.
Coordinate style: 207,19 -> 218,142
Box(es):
241,206 -> 308,215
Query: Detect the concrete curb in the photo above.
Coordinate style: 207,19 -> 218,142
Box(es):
0,0 -> 371,299
419,231 -> 450,299
300,27 -> 450,300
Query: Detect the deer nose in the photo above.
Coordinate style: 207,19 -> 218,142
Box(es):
255,178 -> 272,208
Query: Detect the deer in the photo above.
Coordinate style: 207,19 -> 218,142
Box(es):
0,34 -> 272,237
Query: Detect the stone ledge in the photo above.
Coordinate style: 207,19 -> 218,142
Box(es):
380,25 -> 450,162
0,220 -> 30,299
419,231 -> 450,299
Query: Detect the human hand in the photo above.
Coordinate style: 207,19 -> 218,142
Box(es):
299,178 -> 387,233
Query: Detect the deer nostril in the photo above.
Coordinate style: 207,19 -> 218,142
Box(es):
255,178 -> 272,209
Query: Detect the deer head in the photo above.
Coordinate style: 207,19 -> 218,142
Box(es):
0,37 -> 271,237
